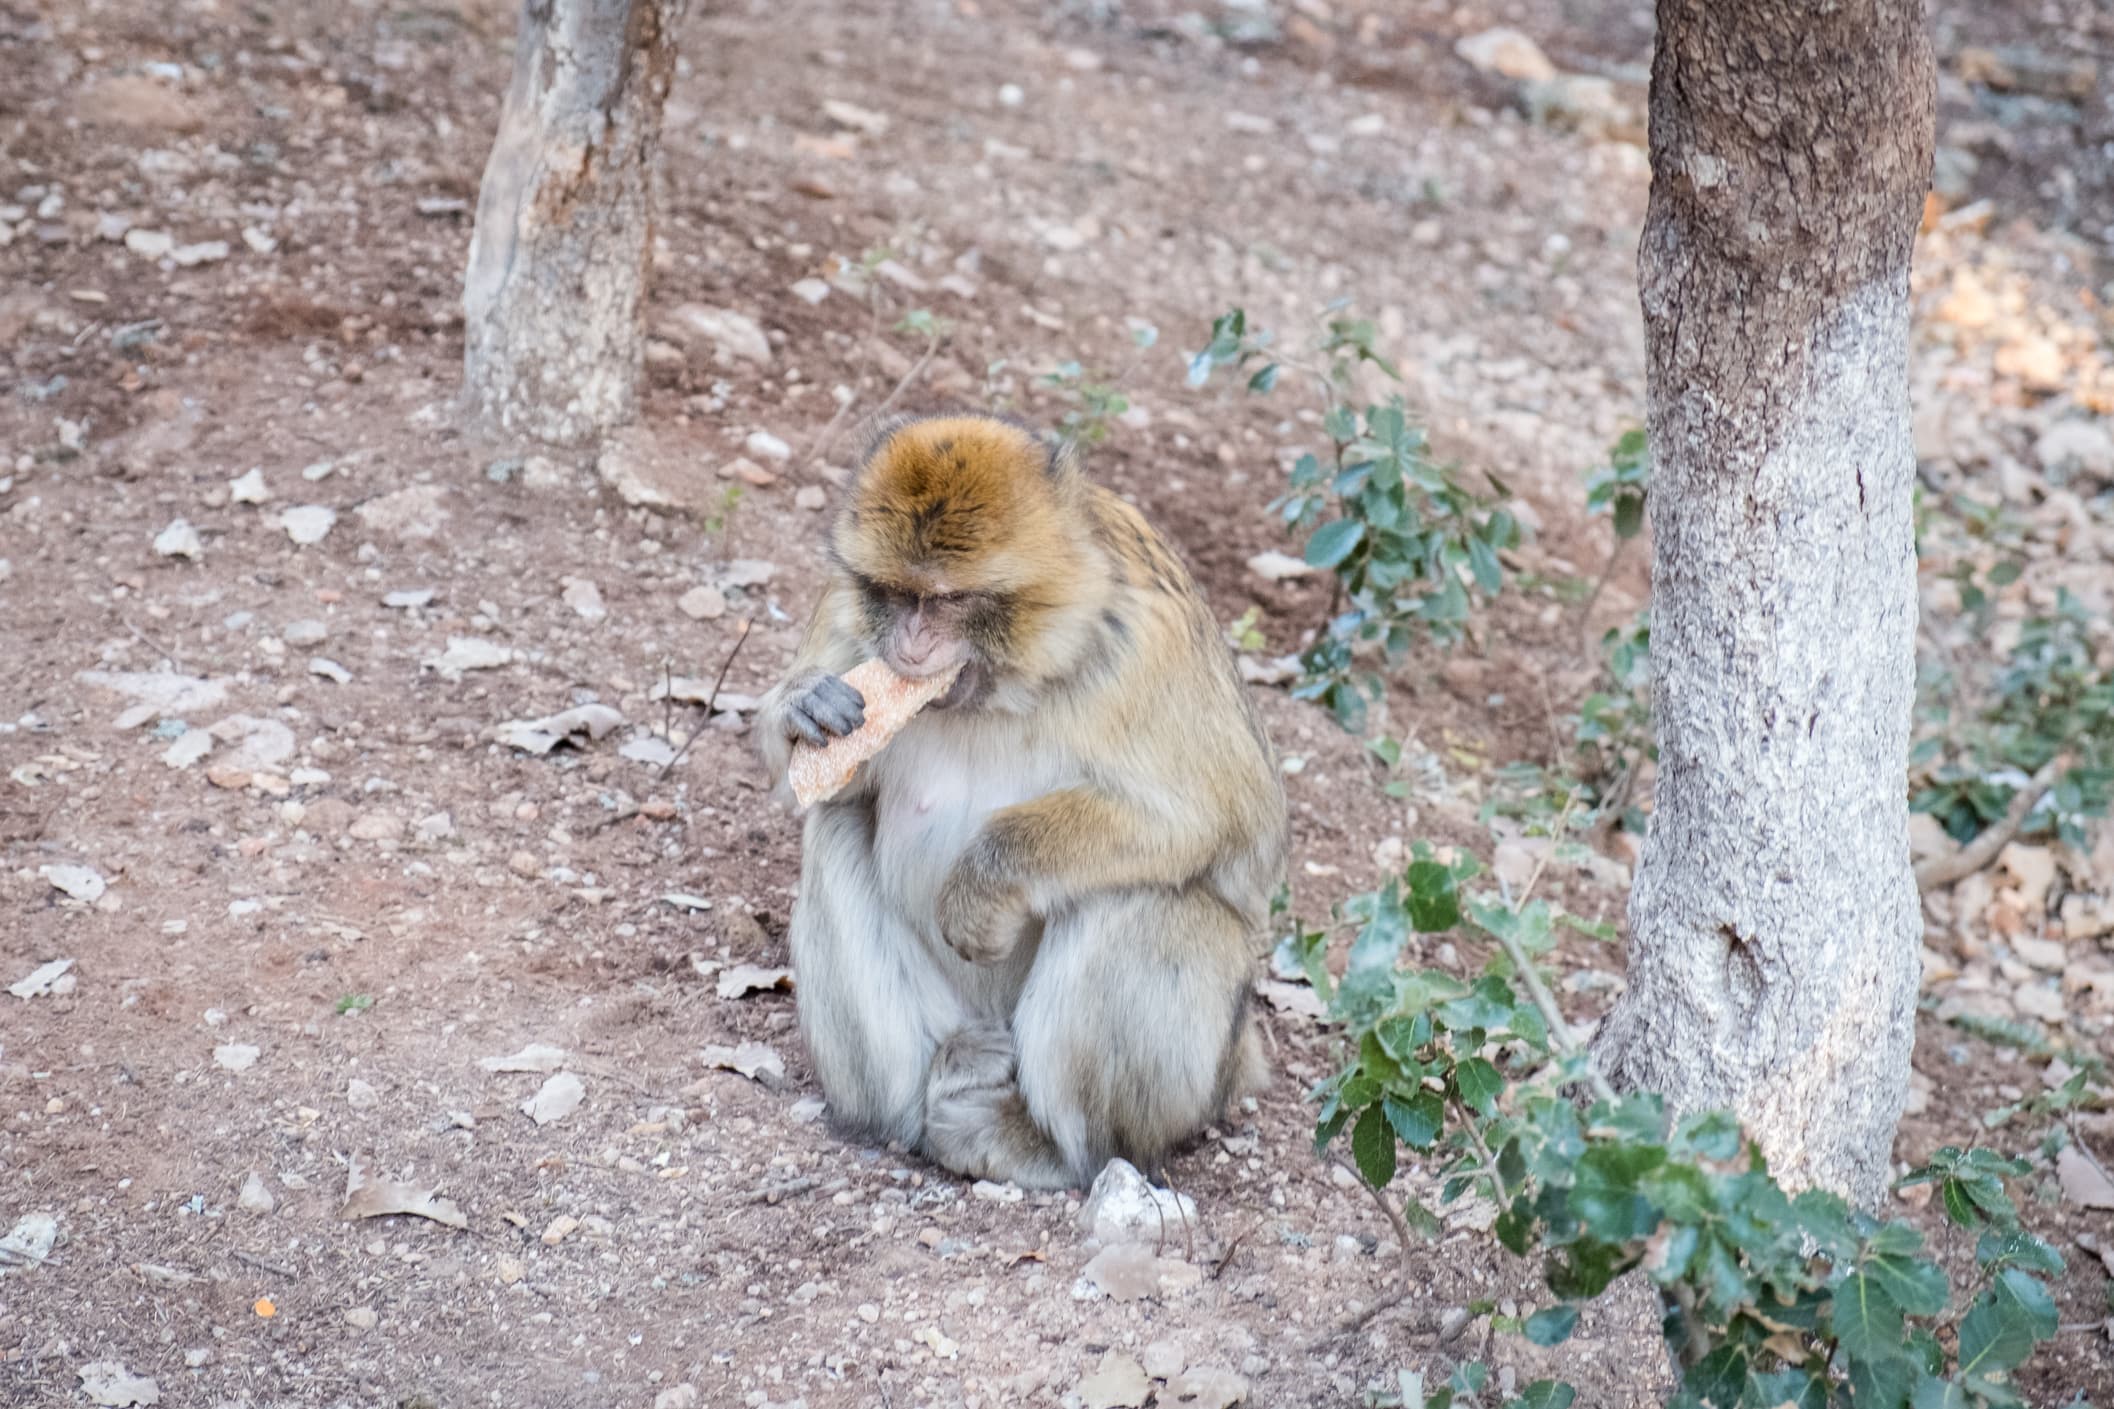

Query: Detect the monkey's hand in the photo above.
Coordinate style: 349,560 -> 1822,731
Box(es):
781,671 -> 866,747
937,847 -> 1031,966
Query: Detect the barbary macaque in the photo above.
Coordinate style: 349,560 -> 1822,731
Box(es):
756,413 -> 1288,1188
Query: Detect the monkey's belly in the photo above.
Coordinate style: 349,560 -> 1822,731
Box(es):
865,725 -> 1064,927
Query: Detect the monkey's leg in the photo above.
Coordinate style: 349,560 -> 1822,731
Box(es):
1011,888 -> 1262,1186
918,1022 -> 1074,1189
789,804 -> 970,1149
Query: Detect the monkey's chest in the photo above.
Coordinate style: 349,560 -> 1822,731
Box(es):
866,729 -> 1062,921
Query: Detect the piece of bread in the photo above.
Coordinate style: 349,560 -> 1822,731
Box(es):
788,658 -> 962,808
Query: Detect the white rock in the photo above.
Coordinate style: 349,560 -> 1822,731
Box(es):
308,657 -> 351,684
344,1306 -> 379,1330
561,576 -> 607,622
228,467 -> 269,503
153,518 -> 203,559
282,618 -> 328,646
666,303 -> 772,365
242,226 -> 277,254
1079,1158 -> 1197,1246
744,429 -> 792,463
677,585 -> 727,620
1246,550 -> 1314,582
423,636 -> 513,676
77,1361 -> 159,1407
480,1042 -> 568,1074
521,1071 -> 586,1125
124,228 -> 174,259
346,1078 -> 380,1110
722,558 -> 777,588
354,483 -> 451,539
170,240 -> 229,266
237,1170 -> 276,1214
0,1211 -> 58,1265
795,485 -> 829,511
280,504 -> 337,546
1454,26 -> 1556,81
822,98 -> 890,134
383,588 -> 436,609
789,278 -> 831,305
213,1043 -> 260,1072
40,864 -> 107,903
9,958 -> 75,1000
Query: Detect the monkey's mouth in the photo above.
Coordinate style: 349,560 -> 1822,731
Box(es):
926,663 -> 984,711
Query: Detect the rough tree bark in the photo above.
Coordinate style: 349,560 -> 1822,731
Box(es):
462,0 -> 688,446
1594,1 -> 1936,1207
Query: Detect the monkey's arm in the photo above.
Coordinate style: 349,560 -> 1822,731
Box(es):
937,783 -> 1235,963
754,580 -> 869,797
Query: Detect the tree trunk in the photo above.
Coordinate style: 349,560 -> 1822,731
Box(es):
462,0 -> 687,447
1594,0 -> 1935,1207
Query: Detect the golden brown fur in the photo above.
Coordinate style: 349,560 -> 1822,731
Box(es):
755,413 -> 1287,1188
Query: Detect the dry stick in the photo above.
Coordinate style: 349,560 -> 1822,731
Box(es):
657,620 -> 754,779
1913,755 -> 2068,892
1574,536 -> 1630,643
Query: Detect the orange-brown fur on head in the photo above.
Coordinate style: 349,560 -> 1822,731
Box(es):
832,415 -> 1110,690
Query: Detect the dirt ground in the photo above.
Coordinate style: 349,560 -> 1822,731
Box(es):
3,0 -> 2112,1405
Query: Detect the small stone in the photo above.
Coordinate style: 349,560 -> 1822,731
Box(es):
229,468 -> 269,504
346,1078 -> 380,1110
154,518 -> 203,559
522,1071 -> 586,1125
355,484 -> 452,539
1141,1341 -> 1186,1381
170,240 -> 229,267
822,98 -> 890,135
282,619 -> 328,647
382,588 -> 436,609
1995,335 -> 2066,395
665,303 -> 772,365
242,226 -> 278,254
971,1179 -> 1024,1203
77,1361 -> 160,1407
1079,1158 -> 1197,1246
41,864 -> 107,903
508,850 -> 542,878
1077,1350 -> 1152,1409
1246,550 -> 1313,582
722,559 -> 776,588
213,1043 -> 260,1072
344,1306 -> 378,1330
2013,983 -> 2067,1023
308,657 -> 351,684
280,505 -> 337,546
795,485 -> 829,511
496,1256 -> 526,1285
124,228 -> 175,259
561,576 -> 608,622
789,278 -> 831,305
1454,26 -> 1556,81
744,430 -> 792,463
654,1388 -> 699,1409
541,1214 -> 581,1245
237,1170 -> 276,1214
348,811 -> 406,843
677,585 -> 727,620
719,456 -> 777,487
1163,1366 -> 1250,1409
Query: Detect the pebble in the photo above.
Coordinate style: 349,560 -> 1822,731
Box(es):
789,278 -> 831,305
666,304 -> 772,365
542,1214 -> 581,1245
2035,419 -> 2114,482
561,576 -> 608,622
283,619 -> 328,647
1454,26 -> 1556,81
309,657 -> 351,684
348,811 -> 406,843
229,467 -> 269,503
1078,1158 -> 1197,1245
236,1170 -> 276,1214
154,518 -> 203,559
720,456 -> 777,487
508,850 -> 542,878
213,1043 -> 260,1072
124,228 -> 174,259
344,1306 -> 378,1330
346,1079 -> 380,1110
795,485 -> 829,511
744,430 -> 792,463
678,585 -> 728,620
281,505 -> 337,546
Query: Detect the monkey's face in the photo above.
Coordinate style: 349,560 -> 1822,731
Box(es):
834,416 -> 1086,711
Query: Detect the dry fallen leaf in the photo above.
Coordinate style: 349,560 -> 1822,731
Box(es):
1077,1350 -> 1152,1409
2057,1144 -> 2114,1210
700,1042 -> 785,1089
338,1153 -> 468,1229
78,1361 -> 160,1407
495,704 -> 624,755
478,1042 -> 568,1074
253,1297 -> 276,1318
716,964 -> 793,1000
520,1071 -> 586,1125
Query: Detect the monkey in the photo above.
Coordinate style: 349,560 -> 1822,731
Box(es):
753,412 -> 1289,1190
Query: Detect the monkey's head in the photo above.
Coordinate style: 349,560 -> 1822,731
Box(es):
832,414 -> 1107,711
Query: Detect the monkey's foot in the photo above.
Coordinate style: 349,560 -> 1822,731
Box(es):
922,1025 -> 1073,1189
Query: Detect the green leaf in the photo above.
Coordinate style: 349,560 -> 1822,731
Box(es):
1571,1142 -> 1664,1242
1305,518 -> 1366,568
1452,1057 -> 1504,1116
1351,1104 -> 1397,1188
1909,1375 -> 1970,1409
1845,1354 -> 1915,1409
1522,1305 -> 1578,1347
1246,363 -> 1280,394
1750,1370 -> 1827,1409
1974,1228 -> 2063,1277
1405,859 -> 1461,932
1669,1110 -> 1742,1162
1863,1252 -> 1952,1319
1467,534 -> 1503,595
1503,1383 -> 1576,1409
1612,492 -> 1644,540
1545,1238 -> 1627,1299
1681,1344 -> 1746,1409
1383,1091 -> 1444,1149
1832,1273 -> 1905,1364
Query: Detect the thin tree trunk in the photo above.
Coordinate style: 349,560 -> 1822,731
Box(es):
1594,0 -> 1936,1206
462,0 -> 687,447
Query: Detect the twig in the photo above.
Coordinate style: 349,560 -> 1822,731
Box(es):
747,1175 -> 820,1204
123,616 -> 185,674
231,1249 -> 298,1280
1333,1155 -> 1418,1265
658,620 -> 754,778
1914,754 -> 2067,892
1574,537 -> 1629,642
1493,797 -> 1617,1105
1210,1220 -> 1254,1280
863,331 -> 941,429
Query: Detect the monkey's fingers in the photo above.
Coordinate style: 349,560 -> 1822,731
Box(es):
786,707 -> 835,747
810,676 -> 867,734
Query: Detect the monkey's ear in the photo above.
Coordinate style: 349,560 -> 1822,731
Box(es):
857,413 -> 919,467
1044,434 -> 1083,482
